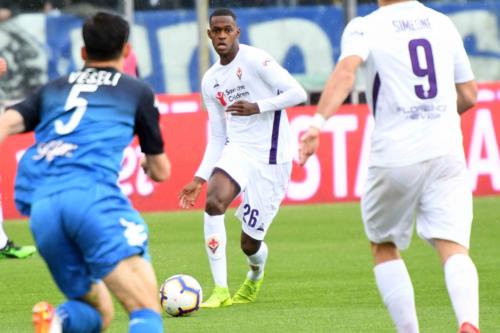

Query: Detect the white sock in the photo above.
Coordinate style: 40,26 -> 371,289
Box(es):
0,202 -> 8,249
204,213 -> 227,288
444,254 -> 479,328
246,242 -> 268,281
374,259 -> 419,333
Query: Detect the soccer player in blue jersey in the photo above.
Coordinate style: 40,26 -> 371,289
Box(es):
0,56 -> 37,259
0,12 -> 170,333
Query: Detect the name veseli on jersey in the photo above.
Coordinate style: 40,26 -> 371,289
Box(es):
68,69 -> 121,86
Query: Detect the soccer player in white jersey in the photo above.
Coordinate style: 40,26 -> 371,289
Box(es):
299,1 -> 479,333
0,56 -> 36,259
179,8 -> 307,308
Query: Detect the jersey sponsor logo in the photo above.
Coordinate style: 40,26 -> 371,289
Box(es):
262,59 -> 271,67
236,67 -> 242,80
33,140 -> 78,162
216,91 -> 227,106
120,218 -> 148,247
396,103 -> 447,120
224,85 -> 250,103
206,235 -> 220,254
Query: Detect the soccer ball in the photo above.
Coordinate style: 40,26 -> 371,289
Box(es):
159,274 -> 203,317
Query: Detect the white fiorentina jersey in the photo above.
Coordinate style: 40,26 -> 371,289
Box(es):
199,44 -> 306,173
340,1 -> 474,167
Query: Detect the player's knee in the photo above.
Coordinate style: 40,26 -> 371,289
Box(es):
205,195 -> 227,215
371,242 -> 400,264
434,239 -> 468,265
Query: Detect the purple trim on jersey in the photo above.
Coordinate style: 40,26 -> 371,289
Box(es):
269,110 -> 282,165
372,73 -> 381,118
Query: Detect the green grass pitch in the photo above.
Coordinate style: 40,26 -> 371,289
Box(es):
0,197 -> 499,332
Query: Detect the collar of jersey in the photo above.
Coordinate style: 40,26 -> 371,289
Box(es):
82,66 -> 119,73
379,1 -> 421,11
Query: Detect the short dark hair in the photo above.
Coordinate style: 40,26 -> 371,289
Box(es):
209,8 -> 237,23
82,12 -> 129,61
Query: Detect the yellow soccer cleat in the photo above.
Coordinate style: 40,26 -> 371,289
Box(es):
200,286 -> 233,308
232,275 -> 264,304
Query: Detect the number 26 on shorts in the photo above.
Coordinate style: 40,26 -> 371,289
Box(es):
242,204 -> 259,228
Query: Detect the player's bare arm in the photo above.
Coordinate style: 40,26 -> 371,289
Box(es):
141,153 -> 171,182
0,109 -> 26,143
298,55 -> 363,166
179,176 -> 206,209
225,100 -> 260,116
456,80 -> 478,115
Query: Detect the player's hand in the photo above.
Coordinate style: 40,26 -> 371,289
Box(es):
0,58 -> 7,78
178,177 -> 205,209
226,100 -> 260,116
298,127 -> 321,166
140,155 -> 148,174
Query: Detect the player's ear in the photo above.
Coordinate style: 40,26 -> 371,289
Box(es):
123,42 -> 131,59
207,28 -> 212,39
81,46 -> 87,61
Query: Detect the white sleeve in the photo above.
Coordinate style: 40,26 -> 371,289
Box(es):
449,19 -> 474,83
339,17 -> 370,61
194,84 -> 227,181
254,51 -> 307,112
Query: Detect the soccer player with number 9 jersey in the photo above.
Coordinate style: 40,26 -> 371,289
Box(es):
299,1 -> 479,333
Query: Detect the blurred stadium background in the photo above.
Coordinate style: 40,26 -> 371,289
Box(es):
0,0 -> 498,218
0,1 -> 499,332
0,0 -> 499,99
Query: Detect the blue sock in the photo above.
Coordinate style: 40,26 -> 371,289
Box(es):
129,309 -> 163,333
57,300 -> 102,333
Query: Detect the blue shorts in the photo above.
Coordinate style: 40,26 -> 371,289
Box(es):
30,183 -> 150,299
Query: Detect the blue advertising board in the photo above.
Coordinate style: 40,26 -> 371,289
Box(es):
0,2 -> 499,99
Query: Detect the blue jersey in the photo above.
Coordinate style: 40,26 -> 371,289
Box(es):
13,67 -> 164,215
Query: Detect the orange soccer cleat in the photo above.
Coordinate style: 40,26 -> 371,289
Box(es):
458,322 -> 480,333
32,302 -> 61,333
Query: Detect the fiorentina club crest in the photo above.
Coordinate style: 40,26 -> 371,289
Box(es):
236,67 -> 242,80
206,235 -> 220,254
215,91 -> 227,106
